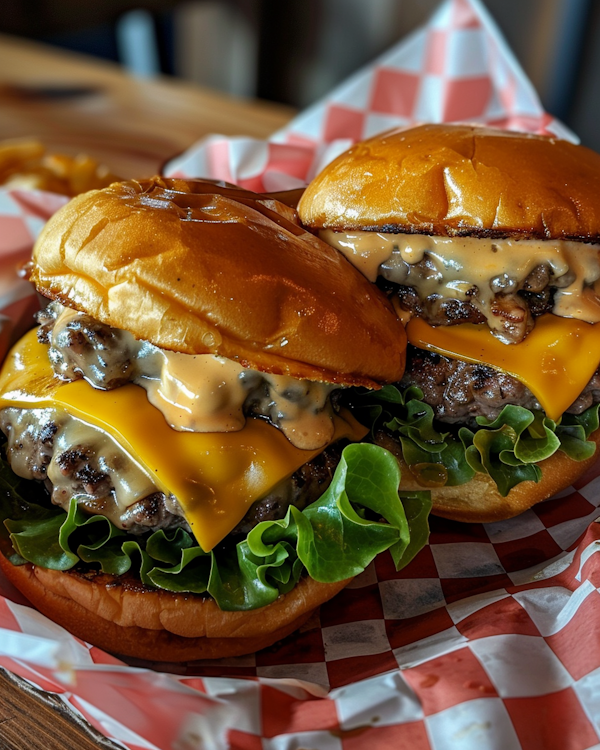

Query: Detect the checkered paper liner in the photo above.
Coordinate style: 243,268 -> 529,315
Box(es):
164,0 -> 577,191
3,446 -> 600,750
2,0 -> 600,748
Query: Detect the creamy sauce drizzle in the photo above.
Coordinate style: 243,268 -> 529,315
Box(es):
259,375 -> 335,449
50,305 -> 337,451
141,351 -> 249,433
320,229 -> 600,330
140,353 -> 336,450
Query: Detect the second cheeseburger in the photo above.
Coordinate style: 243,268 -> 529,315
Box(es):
0,177 -> 430,661
299,124 -> 600,522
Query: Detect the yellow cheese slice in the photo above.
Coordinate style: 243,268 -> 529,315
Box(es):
406,314 -> 600,421
0,329 -> 367,551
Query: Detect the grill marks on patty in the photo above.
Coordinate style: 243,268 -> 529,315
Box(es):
0,400 -> 346,539
37,303 -> 133,389
402,345 -> 600,425
378,267 -> 557,343
56,448 -> 112,497
0,407 -> 189,535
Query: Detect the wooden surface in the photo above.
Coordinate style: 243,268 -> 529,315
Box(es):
0,669 -> 120,750
0,33 -> 295,178
0,33 -> 295,750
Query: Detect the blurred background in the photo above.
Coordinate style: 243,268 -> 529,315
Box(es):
1,0 -> 599,149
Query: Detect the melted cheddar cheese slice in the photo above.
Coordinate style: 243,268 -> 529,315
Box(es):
0,329 -> 367,551
406,314 -> 600,421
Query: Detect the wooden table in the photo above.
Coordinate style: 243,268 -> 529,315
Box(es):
0,670 -> 120,750
0,33 -> 294,178
0,33 -> 294,750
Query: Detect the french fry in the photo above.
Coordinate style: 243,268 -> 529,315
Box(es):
0,139 -> 119,196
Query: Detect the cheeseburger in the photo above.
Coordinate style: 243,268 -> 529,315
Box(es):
298,123 -> 600,522
0,177 -> 430,661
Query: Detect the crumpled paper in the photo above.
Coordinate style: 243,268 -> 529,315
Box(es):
1,1 -> 600,748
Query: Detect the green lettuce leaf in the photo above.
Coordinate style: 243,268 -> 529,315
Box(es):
0,443 -> 431,612
346,384 -> 600,497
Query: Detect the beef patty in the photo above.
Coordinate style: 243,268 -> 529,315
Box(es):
0,405 -> 346,539
401,345 -> 600,426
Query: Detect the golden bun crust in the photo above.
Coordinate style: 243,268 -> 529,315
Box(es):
377,428 -> 600,523
298,124 -> 600,241
30,177 -> 406,388
0,554 -> 350,661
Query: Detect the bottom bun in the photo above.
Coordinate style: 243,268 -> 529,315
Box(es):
0,554 -> 350,661
378,428 -> 600,524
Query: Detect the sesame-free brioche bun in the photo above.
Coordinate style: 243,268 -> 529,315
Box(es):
299,123 -> 600,524
298,123 -> 600,241
0,549 -> 350,661
8,176 -> 410,661
30,176 -> 406,387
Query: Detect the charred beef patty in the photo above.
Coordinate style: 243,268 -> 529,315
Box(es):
377,266 -> 558,343
0,405 -> 346,539
339,231 -> 600,346
0,301 -> 348,539
37,301 -> 337,452
376,276 -> 600,425
401,345 -> 600,426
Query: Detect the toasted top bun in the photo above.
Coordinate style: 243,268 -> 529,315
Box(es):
30,177 -> 406,387
298,124 -> 600,241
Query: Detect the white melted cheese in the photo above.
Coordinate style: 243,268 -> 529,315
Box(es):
320,230 -> 600,330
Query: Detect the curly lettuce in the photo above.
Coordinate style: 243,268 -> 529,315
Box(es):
347,384 -> 599,497
0,443 -> 431,612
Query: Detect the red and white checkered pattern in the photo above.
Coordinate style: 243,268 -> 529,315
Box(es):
272,0 -> 561,145
2,474 -> 600,749
0,189 -> 68,355
2,0 -> 600,747
164,0 -> 577,193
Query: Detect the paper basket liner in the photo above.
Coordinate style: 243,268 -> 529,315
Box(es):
1,1 -> 599,748
163,0 -> 577,192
